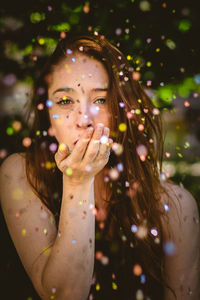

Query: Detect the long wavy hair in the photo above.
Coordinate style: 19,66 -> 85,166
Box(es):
25,32 -> 178,299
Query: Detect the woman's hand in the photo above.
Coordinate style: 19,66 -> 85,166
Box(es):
54,123 -> 113,185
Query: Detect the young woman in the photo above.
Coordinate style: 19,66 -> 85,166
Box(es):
0,33 -> 199,300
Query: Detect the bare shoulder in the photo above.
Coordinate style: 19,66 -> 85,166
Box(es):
0,152 -> 57,298
160,180 -> 200,239
160,180 -> 199,216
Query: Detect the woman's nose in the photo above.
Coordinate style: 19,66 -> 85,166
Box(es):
76,108 -> 93,129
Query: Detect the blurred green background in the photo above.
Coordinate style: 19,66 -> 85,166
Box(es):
0,0 -> 199,210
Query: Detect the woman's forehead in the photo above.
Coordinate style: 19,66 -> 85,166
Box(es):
49,54 -> 109,89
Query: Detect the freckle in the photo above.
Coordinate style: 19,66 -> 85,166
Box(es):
76,99 -> 80,103
66,115 -> 69,119
81,87 -> 85,94
35,226 -> 39,231
79,111 -> 82,114
78,83 -> 80,87
82,211 -> 87,219
69,194 -> 74,199
89,238 -> 92,244
183,216 -> 188,222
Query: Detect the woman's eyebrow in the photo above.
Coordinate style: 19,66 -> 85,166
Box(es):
52,87 -> 108,95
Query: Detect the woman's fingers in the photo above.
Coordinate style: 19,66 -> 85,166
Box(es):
54,143 -> 70,167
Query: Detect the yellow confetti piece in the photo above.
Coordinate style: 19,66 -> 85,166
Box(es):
184,142 -> 190,149
66,167 -> 73,176
112,282 -> 118,290
59,143 -> 67,151
50,296 -> 55,300
79,200 -> 83,205
96,283 -> 100,291
156,48 -> 160,52
118,123 -> 127,132
12,188 -> 23,200
135,109 -> 141,115
38,38 -> 45,45
43,246 -> 51,256
146,61 -> 152,67
45,161 -> 52,170
127,55 -> 132,60
43,228 -> 47,235
177,153 -> 183,158
22,229 -> 27,236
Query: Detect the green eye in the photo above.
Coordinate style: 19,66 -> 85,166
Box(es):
95,98 -> 106,104
57,98 -> 72,105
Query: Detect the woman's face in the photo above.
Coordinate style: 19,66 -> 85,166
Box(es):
47,53 -> 111,150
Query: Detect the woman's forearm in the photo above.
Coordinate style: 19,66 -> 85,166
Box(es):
41,177 -> 95,300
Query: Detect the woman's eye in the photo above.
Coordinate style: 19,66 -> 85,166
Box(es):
56,98 -> 72,105
95,98 -> 106,104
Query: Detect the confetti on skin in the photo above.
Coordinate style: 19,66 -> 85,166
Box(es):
58,231 -> 61,237
163,241 -> 176,255
66,167 -> 73,176
164,204 -> 169,212
51,287 -> 56,294
40,210 -> 48,219
52,114 -> 59,119
64,64 -> 71,74
133,264 -> 143,276
43,246 -> 51,256
96,283 -> 100,291
43,228 -> 48,235
12,188 -> 24,200
22,229 -> 26,236
72,239 -> 76,244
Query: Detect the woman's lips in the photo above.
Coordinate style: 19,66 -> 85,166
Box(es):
73,139 -> 79,145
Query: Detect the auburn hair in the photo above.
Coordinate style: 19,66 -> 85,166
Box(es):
25,32 -> 178,299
